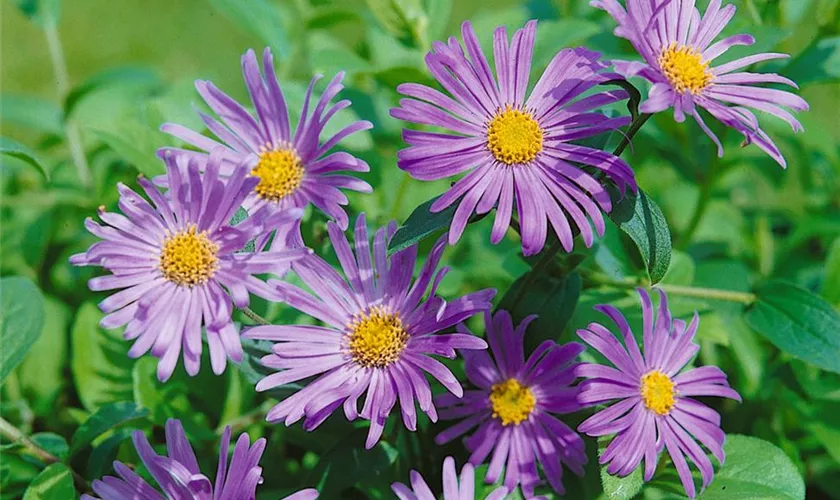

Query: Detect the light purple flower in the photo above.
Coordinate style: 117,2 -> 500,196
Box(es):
82,419 -> 319,500
390,20 -> 636,256
575,288 -> 742,498
435,310 -> 587,496
392,456 -> 508,500
593,0 -> 809,167
161,47 -> 373,229
70,152 -> 309,381
245,214 -> 496,448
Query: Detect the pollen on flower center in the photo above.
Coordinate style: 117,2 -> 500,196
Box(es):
489,378 -> 536,426
640,370 -> 676,416
347,306 -> 409,368
251,145 -> 305,202
658,42 -> 713,94
160,225 -> 219,286
487,106 -> 544,165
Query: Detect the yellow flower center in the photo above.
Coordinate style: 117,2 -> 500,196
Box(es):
658,42 -> 713,94
487,106 -> 543,165
489,378 -> 536,426
159,225 -> 219,286
347,306 -> 409,368
640,370 -> 676,416
251,146 -> 305,202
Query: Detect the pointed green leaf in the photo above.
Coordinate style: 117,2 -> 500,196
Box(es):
22,464 -> 73,500
69,401 -> 148,457
609,189 -> 672,284
388,195 -> 457,254
0,276 -> 45,383
0,137 -> 49,180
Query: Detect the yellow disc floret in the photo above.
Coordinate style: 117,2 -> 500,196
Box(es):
658,42 -> 714,94
251,145 -> 305,202
489,378 -> 536,426
640,370 -> 676,416
159,225 -> 219,286
487,106 -> 543,165
347,306 -> 409,368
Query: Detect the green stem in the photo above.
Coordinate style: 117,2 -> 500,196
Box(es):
509,238 -> 565,310
587,273 -> 756,305
241,307 -> 270,325
676,157 -> 719,249
613,113 -> 652,157
44,16 -> 91,188
0,416 -> 89,492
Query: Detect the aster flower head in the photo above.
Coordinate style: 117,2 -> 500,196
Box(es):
70,151 -> 309,381
245,214 -> 496,448
575,288 -> 742,498
435,310 -> 587,496
392,456 -> 508,500
391,20 -> 637,256
82,419 -> 319,500
161,47 -> 373,229
593,0 -> 809,167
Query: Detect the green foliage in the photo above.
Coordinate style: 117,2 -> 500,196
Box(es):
388,195 -> 458,254
1,137 -> 48,180
0,277 -> 45,383
22,464 -> 73,500
69,402 -> 148,457
608,189 -> 672,284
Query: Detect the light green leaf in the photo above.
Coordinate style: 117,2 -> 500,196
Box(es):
0,95 -> 63,135
69,401 -> 148,457
698,435 -> 805,499
65,66 -> 161,119
208,0 -> 291,59
609,189 -> 673,284
388,195 -> 456,254
22,464 -> 73,500
365,0 -> 426,46
661,251 -> 695,286
0,137 -> 49,180
424,0 -> 452,42
70,302 -> 134,411
308,33 -> 372,76
745,280 -> 840,374
91,123 -> 167,177
600,437 -> 643,500
782,36 -> 840,85
822,237 -> 840,306
0,276 -> 45,383
29,433 -> 68,462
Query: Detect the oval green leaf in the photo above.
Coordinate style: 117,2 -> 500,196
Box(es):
608,189 -> 672,285
0,276 -> 45,383
69,401 -> 148,458
745,280 -> 840,374
22,464 -> 74,500
388,195 -> 457,254
64,66 -> 161,119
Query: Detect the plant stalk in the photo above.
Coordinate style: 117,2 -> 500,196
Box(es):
241,307 -> 270,325
587,273 -> 756,305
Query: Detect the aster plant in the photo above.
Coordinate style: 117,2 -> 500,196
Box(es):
82,419 -> 318,500
575,288 -> 742,498
70,151 -> 310,381
391,20 -> 637,255
435,310 -> 587,496
392,456 -> 508,500
161,47 -> 373,229
593,0 -> 809,167
245,214 -> 496,448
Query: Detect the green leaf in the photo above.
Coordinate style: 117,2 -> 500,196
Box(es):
388,195 -> 457,254
0,276 -> 45,383
822,237 -> 840,306
0,95 -> 63,135
498,272 -> 581,352
18,297 -> 69,412
22,464 -> 74,500
608,189 -> 672,284
65,67 -> 161,119
91,123 -> 167,177
208,0 -> 291,59
745,280 -> 840,374
86,427 -> 135,481
601,79 -> 642,121
424,0 -> 452,42
29,433 -> 69,462
782,36 -> 840,86
698,435 -> 805,499
308,33 -> 372,76
599,437 -> 643,500
0,137 -> 49,180
365,0 -> 426,46
69,401 -> 148,457
70,302 -> 134,411
660,250 -> 695,286
307,428 -> 399,497
14,0 -> 60,26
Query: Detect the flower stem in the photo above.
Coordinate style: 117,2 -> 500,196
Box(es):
241,307 -> 270,325
586,273 -> 756,305
44,16 -> 91,188
613,113 -> 652,157
0,416 -> 89,492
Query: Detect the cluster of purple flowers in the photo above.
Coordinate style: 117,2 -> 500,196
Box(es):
73,0 -> 805,497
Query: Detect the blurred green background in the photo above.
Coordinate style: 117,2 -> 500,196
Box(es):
1,0 -> 839,498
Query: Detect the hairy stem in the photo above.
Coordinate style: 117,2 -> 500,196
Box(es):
241,307 -> 270,325
587,273 -> 756,305
0,416 -> 89,492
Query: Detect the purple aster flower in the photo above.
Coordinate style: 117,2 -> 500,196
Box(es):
70,151 -> 310,381
593,0 -> 809,167
392,456 -> 509,500
575,288 -> 742,499
390,20 -> 636,256
244,214 -> 496,448
161,47 -> 373,229
82,419 -> 319,500
435,310 -> 587,496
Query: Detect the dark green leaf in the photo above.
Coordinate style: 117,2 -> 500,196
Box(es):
69,401 -> 148,457
745,280 -> 840,374
29,434 -> 68,462
86,427 -> 135,480
70,302 -> 134,411
608,189 -> 672,284
698,435 -> 805,499
601,79 -> 642,121
64,67 -> 161,119
782,36 -> 840,86
388,195 -> 456,254
307,427 -> 399,497
0,137 -> 49,180
0,276 -> 45,383
208,0 -> 291,59
22,464 -> 73,500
